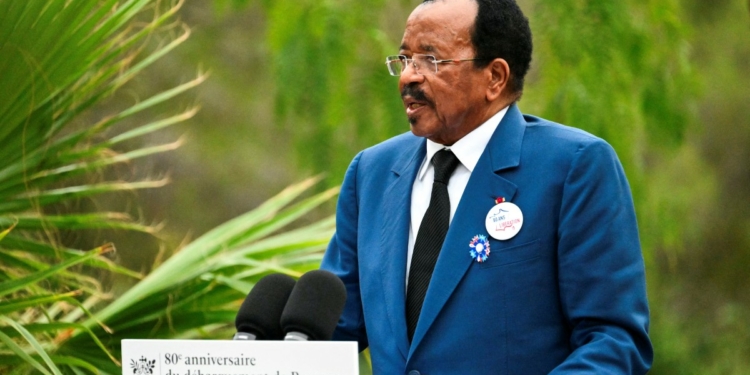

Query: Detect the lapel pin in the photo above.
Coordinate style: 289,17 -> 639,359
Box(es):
485,198 -> 523,241
469,234 -> 491,263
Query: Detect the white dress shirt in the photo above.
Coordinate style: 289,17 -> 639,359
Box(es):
406,107 -> 508,283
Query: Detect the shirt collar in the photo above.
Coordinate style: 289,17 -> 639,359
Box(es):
417,106 -> 509,181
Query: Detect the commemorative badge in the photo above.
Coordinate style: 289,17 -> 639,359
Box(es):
469,234 -> 491,263
485,200 -> 523,241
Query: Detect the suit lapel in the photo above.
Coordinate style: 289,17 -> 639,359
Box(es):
378,139 -> 426,360
408,104 -> 527,356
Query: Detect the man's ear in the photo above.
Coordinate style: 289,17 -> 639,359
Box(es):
486,58 -> 510,102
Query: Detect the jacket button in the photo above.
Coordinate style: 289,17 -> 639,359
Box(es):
408,371 -> 421,375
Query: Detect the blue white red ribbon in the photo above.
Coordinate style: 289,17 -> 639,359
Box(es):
469,234 -> 491,263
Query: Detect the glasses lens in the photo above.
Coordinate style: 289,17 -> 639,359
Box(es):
384,55 -> 438,76
385,56 -> 405,76
414,55 -> 437,74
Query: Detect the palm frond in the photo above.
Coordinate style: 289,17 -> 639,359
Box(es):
52,177 -> 337,373
0,0 -> 198,373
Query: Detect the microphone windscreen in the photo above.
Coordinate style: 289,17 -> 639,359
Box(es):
235,273 -> 297,340
280,269 -> 347,341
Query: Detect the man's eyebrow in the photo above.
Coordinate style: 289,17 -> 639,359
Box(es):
399,43 -> 437,53
420,44 -> 435,53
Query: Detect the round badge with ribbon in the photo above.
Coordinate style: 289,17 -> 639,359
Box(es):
469,235 -> 491,263
485,199 -> 523,241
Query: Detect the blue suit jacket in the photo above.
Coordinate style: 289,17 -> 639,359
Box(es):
321,105 -> 653,374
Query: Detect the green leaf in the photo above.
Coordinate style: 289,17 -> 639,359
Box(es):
0,292 -> 80,315
0,316 -> 62,375
0,221 -> 15,243
0,244 -> 113,298
0,331 -> 53,375
0,214 -> 154,232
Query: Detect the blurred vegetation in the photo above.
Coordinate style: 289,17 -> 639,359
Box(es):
0,0 -> 198,372
1,0 -> 749,374
0,1 -> 334,373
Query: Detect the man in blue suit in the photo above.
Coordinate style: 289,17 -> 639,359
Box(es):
320,0 -> 653,373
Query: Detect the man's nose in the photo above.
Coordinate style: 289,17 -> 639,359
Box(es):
399,61 -> 425,87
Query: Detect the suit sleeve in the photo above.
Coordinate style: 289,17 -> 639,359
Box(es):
550,140 -> 653,374
320,151 -> 369,351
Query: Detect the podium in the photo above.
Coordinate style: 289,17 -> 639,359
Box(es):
122,339 -> 358,375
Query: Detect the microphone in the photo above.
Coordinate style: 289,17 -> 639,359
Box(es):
281,269 -> 347,341
233,273 -> 296,340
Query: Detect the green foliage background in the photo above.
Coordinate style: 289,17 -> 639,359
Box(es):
0,1 -> 336,373
1,0 -> 749,373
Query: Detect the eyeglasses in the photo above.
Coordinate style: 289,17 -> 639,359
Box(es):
385,54 -> 481,76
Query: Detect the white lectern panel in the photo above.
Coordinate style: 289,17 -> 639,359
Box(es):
122,339 -> 358,375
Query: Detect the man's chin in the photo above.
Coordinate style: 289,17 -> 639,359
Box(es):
409,122 -> 430,139
408,118 -> 422,136
408,115 -> 442,139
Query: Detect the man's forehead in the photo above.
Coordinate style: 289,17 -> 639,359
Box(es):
408,0 -> 477,25
400,0 -> 477,53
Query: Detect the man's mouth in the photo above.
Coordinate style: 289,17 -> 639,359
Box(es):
401,84 -> 432,116
405,99 -> 429,116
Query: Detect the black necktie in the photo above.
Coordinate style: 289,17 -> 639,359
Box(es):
406,149 -> 460,342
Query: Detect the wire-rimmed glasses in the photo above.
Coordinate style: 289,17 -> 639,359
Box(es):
385,54 -> 481,76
